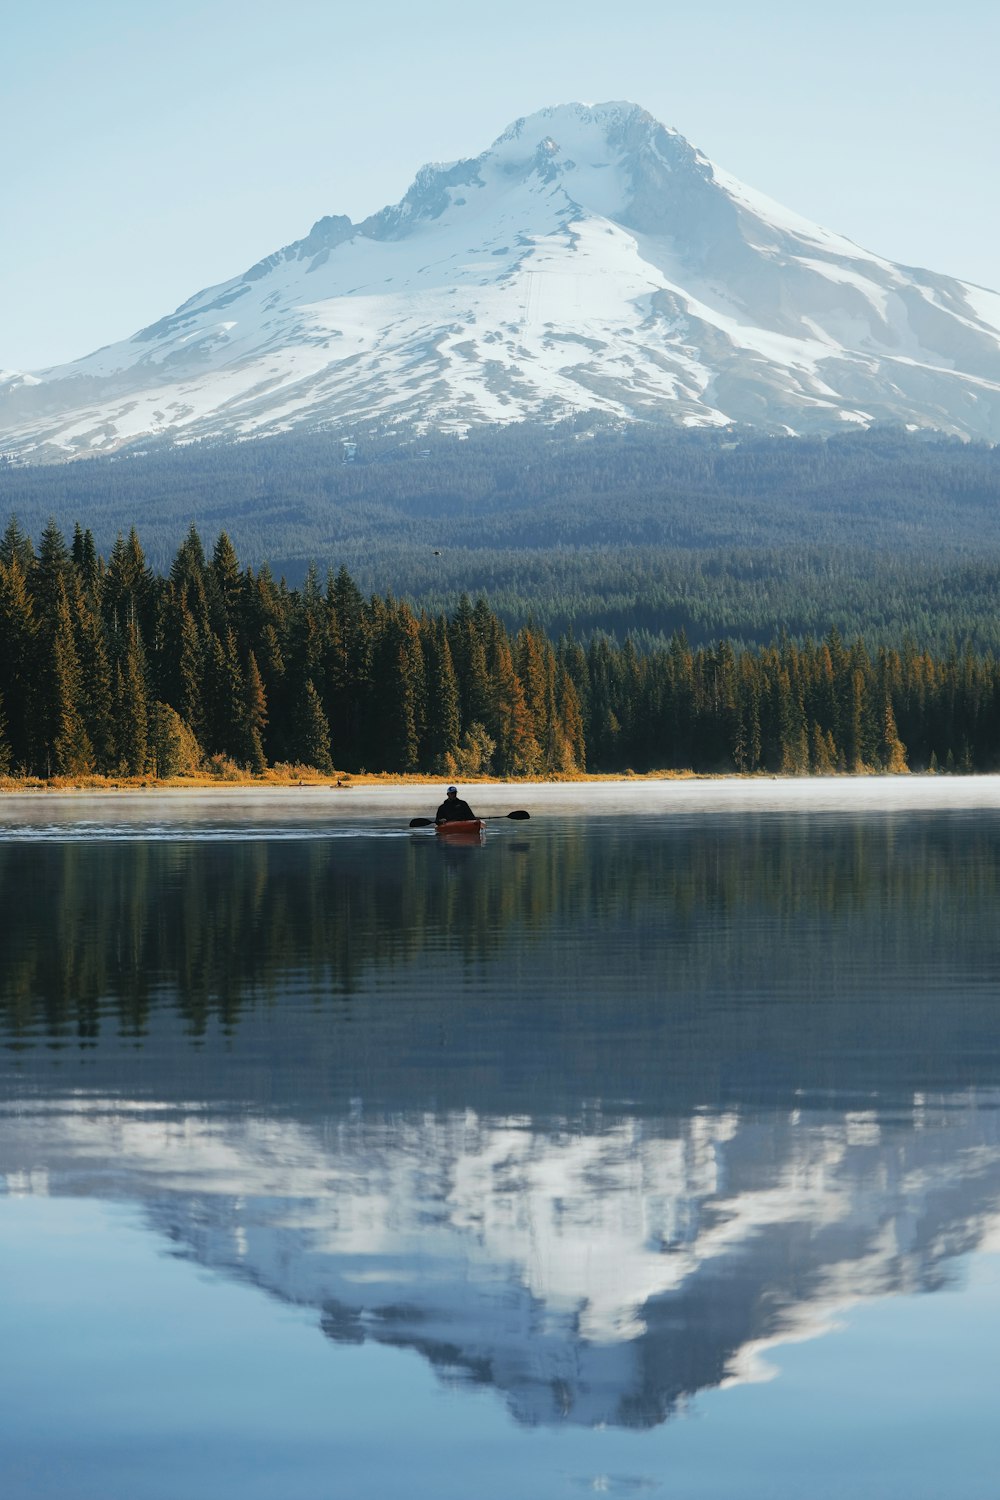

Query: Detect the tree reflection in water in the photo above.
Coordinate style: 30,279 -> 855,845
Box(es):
3,812 -> 1000,1430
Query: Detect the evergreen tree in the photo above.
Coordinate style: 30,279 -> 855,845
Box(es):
148,701 -> 200,778
554,666 -> 586,772
0,516 -> 35,572
487,628 -> 540,777
103,527 -> 152,638
73,574 -> 116,772
205,629 -> 246,759
241,650 -> 268,774
34,518 -> 74,623
449,594 -> 492,733
0,691 -> 11,775
517,627 -> 556,769
423,617 -> 461,772
46,577 -> 94,776
211,531 -> 243,636
114,621 -> 149,775
324,565 -> 369,770
292,678 -> 334,773
777,664 -> 809,775
370,604 -> 425,772
0,553 -> 37,770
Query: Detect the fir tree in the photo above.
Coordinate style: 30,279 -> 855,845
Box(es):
148,701 -> 200,779
0,516 -> 34,572
423,618 -> 461,772
292,678 -> 334,773
47,577 -> 94,776
241,651 -> 268,774
205,629 -> 245,759
0,553 -> 38,770
211,531 -> 242,635
114,621 -> 149,775
488,629 -> 540,777
0,691 -> 11,775
554,665 -> 586,772
34,518 -> 74,623
72,575 -> 115,772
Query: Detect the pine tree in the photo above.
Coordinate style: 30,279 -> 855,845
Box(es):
488,629 -> 540,777
371,605 -> 425,772
47,577 -> 94,776
449,593 -> 492,732
0,553 -> 38,771
0,691 -> 11,775
423,618 -> 461,772
241,650 -> 268,773
72,575 -> 116,773
103,527 -> 151,639
205,629 -> 246,759
734,656 -> 762,773
114,621 -> 149,775
34,519 -> 74,622
0,516 -> 35,572
777,665 -> 809,775
517,627 -> 556,769
810,720 -> 837,774
292,678 -> 334,773
554,665 -> 586,772
879,696 -> 908,773
211,531 -> 242,636
148,701 -> 200,778
324,565 -> 369,770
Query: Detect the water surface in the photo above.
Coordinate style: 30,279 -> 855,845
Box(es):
3,783 -> 1000,1498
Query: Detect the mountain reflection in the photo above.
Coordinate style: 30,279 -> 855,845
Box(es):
3,813 -> 1000,1428
4,1093 -> 1000,1428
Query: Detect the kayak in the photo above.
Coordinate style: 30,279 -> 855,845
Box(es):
435,819 -> 486,839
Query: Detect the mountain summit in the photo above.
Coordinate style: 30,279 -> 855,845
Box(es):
4,101 -> 1000,458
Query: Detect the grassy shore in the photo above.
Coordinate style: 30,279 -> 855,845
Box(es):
0,767 -> 704,794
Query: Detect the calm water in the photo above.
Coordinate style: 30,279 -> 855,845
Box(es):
3,787 -> 1000,1499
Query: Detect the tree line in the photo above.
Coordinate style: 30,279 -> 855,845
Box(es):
5,423 -> 1000,653
1,515 -> 999,779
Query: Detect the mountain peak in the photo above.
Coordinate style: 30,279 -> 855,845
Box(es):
3,100 -> 1000,459
491,98 -> 654,145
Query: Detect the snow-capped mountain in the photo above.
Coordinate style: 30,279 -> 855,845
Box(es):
4,100 -> 1000,459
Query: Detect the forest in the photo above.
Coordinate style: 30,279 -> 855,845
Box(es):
1,515 -> 999,781
4,422 -> 1000,651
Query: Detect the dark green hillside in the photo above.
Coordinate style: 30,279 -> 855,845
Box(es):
3,423 -> 1000,648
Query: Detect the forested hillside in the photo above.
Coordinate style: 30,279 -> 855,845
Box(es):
3,424 -> 1000,649
2,518 -> 998,781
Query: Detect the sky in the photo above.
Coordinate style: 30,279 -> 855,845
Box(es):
2,0 -> 998,371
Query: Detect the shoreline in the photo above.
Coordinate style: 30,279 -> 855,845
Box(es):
1,768 -> 701,794
3,774 -> 1000,828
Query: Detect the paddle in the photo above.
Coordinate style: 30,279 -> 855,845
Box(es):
409,810 -> 530,828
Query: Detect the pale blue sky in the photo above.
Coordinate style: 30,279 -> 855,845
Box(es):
2,0 -> 997,370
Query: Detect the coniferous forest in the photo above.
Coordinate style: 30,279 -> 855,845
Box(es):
2,513 -> 1000,780
5,424 -> 1000,653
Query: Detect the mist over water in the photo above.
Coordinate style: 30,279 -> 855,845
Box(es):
3,785 -> 1000,1497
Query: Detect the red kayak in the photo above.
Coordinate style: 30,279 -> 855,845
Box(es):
435,819 -> 486,839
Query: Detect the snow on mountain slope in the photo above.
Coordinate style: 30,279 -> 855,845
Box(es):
4,100 -> 1000,459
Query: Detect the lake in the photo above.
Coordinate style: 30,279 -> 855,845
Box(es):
3,780 -> 1000,1499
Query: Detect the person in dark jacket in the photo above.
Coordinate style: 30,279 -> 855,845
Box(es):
435,786 -> 477,823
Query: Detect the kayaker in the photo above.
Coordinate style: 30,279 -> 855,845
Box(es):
435,786 -> 477,823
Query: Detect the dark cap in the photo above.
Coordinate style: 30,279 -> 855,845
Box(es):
447,786 -> 458,794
